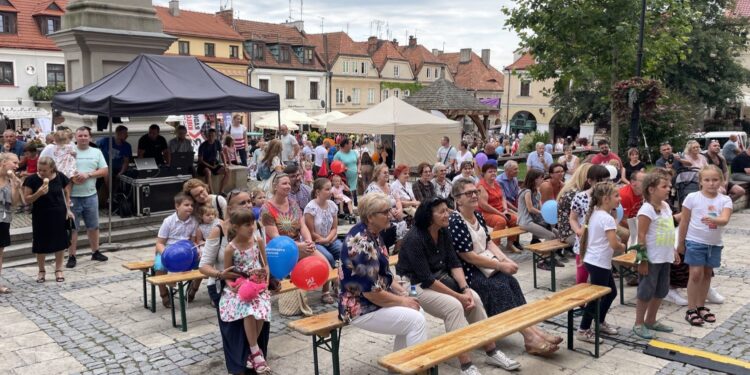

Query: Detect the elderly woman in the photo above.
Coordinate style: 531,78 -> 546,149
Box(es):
397,197 -> 521,372
682,140 -> 708,170
339,193 -> 427,354
558,145 -> 579,181
390,164 -> 419,216
184,178 -> 228,220
198,191 -> 272,374
452,161 -> 478,184
365,164 -> 407,249
432,162 -> 453,206
411,162 -> 436,203
450,178 -> 562,356
476,161 -> 520,252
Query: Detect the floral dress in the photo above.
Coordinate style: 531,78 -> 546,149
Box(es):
338,223 -> 393,322
557,189 -> 578,240
219,241 -> 271,323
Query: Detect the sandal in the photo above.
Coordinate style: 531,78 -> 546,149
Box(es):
696,306 -> 716,323
55,270 -> 65,283
685,309 -> 704,326
321,292 -> 335,304
160,292 -> 172,308
0,286 -> 10,294
525,341 -> 559,357
247,350 -> 272,374
36,271 -> 45,283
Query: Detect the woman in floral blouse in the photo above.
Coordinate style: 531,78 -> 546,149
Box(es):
338,192 -> 427,353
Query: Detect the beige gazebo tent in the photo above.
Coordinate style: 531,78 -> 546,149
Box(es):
327,97 -> 461,166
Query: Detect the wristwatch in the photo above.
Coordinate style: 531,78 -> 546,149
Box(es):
459,286 -> 469,292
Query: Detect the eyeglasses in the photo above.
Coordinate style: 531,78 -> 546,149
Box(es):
376,208 -> 391,216
457,189 -> 479,197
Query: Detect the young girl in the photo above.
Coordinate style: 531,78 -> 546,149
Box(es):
330,174 -> 354,216
302,160 -> 314,186
633,170 -> 679,338
576,182 -> 626,343
219,209 -> 272,374
677,165 -> 732,326
303,178 -> 341,304
517,169 -> 558,270
195,205 -> 220,244
40,128 -> 77,178
569,165 -> 611,282
222,136 -> 239,166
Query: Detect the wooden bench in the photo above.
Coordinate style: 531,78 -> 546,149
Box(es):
379,283 -> 612,374
612,251 -> 638,306
525,239 -> 571,292
146,270 -> 207,332
122,260 -> 156,313
285,254 -> 400,375
489,226 -> 527,241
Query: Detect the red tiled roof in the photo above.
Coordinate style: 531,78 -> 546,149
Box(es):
154,6 -> 243,41
505,53 -> 535,70
438,51 -> 504,92
733,0 -> 750,16
164,53 -> 247,65
370,40 -> 408,72
306,32 -> 370,66
398,43 -> 444,74
32,1 -> 64,17
234,19 -> 307,45
0,0 -> 68,51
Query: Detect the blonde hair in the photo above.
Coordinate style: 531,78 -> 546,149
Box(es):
608,159 -> 621,168
270,172 -> 289,195
372,164 -> 389,183
37,156 -> 57,172
198,205 -> 218,218
357,192 -> 391,225
579,182 -> 619,261
684,140 -> 700,155
262,139 -> 282,165
558,163 -> 592,200
698,165 -> 724,185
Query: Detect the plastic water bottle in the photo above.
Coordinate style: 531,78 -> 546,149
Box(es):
409,285 -> 418,297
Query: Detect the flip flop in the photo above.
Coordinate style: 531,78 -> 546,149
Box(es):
36,271 -> 46,283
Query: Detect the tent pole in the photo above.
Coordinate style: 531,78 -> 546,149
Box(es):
277,110 -> 281,133
108,116 -> 113,244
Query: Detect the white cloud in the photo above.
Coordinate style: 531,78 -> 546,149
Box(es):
153,0 -> 521,68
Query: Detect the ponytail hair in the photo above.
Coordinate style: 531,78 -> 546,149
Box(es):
311,177 -> 330,199
579,181 -> 618,262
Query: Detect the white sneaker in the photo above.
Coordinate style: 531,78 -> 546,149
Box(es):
486,350 -> 521,371
600,322 -> 618,335
706,287 -> 725,304
664,288 -> 688,306
460,364 -> 482,375
576,329 -> 604,344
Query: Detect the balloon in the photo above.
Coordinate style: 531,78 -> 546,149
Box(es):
616,204 -> 624,222
162,240 -> 198,273
252,207 -> 261,221
290,256 -> 329,291
475,153 -> 488,168
605,165 -> 618,180
541,200 -> 558,225
266,236 -> 299,279
331,160 -> 345,174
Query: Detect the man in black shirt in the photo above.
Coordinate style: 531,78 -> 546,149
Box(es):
137,124 -> 170,165
730,147 -> 750,182
198,129 -> 226,194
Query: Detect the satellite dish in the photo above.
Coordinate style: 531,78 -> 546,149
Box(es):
320,100 -> 326,108
25,66 -> 36,75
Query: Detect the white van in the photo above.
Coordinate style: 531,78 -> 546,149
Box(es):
690,131 -> 748,150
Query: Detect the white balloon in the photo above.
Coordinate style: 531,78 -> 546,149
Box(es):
605,165 -> 618,180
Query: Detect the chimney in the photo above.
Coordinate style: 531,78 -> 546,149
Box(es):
169,0 -> 179,17
392,38 -> 398,46
481,49 -> 490,66
216,9 -> 232,26
432,48 -> 439,56
459,48 -> 471,63
408,35 -> 416,47
367,36 -> 378,55
282,20 -> 304,32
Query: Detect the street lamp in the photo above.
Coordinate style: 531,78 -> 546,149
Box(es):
628,0 -> 647,148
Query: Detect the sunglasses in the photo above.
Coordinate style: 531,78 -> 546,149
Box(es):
227,189 -> 250,205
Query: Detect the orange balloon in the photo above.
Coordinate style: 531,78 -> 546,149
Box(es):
331,160 -> 345,174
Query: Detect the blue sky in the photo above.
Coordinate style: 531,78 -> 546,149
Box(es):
153,0 -> 521,69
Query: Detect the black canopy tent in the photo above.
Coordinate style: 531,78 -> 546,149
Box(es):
52,54 -> 281,243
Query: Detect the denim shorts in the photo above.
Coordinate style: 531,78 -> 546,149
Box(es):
71,194 -> 99,230
637,262 -> 670,300
684,240 -> 722,268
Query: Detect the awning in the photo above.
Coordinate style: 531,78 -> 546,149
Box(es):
1,106 -> 49,120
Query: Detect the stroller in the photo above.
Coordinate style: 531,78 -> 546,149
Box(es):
670,167 -> 700,213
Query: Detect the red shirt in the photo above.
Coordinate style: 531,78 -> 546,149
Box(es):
591,152 -> 622,165
26,156 -> 38,174
619,184 -> 643,220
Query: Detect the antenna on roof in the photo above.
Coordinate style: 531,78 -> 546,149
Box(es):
288,0 -> 292,21
300,0 -> 303,21
319,16 -> 325,33
346,22 -> 349,35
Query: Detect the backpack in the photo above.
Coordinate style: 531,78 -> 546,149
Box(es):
257,161 -> 272,180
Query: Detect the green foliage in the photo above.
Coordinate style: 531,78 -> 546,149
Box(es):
519,131 -> 550,153
28,84 -> 65,101
308,130 -> 321,145
380,81 -> 423,94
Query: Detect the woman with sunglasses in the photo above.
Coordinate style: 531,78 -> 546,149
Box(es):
450,178 -> 562,357
199,190 -> 273,375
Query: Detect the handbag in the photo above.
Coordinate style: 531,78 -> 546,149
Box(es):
434,269 -> 462,293
317,159 -> 329,177
278,289 -> 313,316
476,250 -> 499,278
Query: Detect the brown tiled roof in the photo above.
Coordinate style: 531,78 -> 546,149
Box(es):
306,32 -> 370,66
164,53 -> 248,66
234,19 -> 307,45
154,6 -> 243,41
438,51 -> 504,92
247,43 -> 326,71
405,78 -> 498,113
399,43 -> 444,74
32,1 -> 64,16
370,40 -> 408,72
505,53 -> 535,71
0,0 -> 68,51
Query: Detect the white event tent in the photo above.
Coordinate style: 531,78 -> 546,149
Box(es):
327,97 -> 461,167
311,110 -> 348,129
254,108 -> 316,130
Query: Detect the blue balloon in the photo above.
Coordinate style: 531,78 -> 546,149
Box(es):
252,207 -> 261,221
541,200 -> 558,225
162,240 -> 197,273
266,236 -> 299,279
616,204 -> 624,222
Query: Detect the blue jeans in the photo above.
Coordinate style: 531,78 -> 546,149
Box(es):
71,194 -> 99,230
315,239 -> 343,268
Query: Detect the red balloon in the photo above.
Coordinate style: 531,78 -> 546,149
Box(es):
330,160 -> 346,174
291,256 -> 330,290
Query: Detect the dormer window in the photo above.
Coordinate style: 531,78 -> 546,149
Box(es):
248,42 -> 264,60
279,46 -> 290,63
38,16 -> 60,35
0,12 -> 16,34
304,48 -> 314,65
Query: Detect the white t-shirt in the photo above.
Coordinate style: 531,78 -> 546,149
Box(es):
637,201 -> 675,263
682,191 -> 733,246
583,209 -> 617,269
280,133 -> 296,162
456,150 -> 473,165
314,145 -> 327,167
437,145 -> 458,172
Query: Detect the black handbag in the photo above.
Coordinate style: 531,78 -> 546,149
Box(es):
434,269 -> 462,293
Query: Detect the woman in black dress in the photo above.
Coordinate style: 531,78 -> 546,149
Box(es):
23,156 -> 71,283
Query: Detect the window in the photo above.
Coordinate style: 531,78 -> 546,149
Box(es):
361,62 -> 367,75
343,60 -> 349,73
393,89 -> 400,98
435,68 -> 439,78
279,47 -> 290,63
0,12 -> 16,34
39,16 -> 60,35
0,62 -> 13,85
305,48 -> 314,64
258,78 -> 269,92
204,43 -> 215,57
393,65 -> 399,77
178,41 -> 189,55
285,80 -> 295,99
47,64 -> 64,86
251,42 -> 264,60
335,88 -> 344,104
520,80 -> 531,96
367,88 -> 375,104
353,62 -> 359,74
229,45 -> 239,59
382,89 -> 389,99
404,89 -> 410,97
310,81 -> 319,100
352,88 -> 360,104
426,68 -> 431,78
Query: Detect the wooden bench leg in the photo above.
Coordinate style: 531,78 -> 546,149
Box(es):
311,327 -> 342,375
149,268 -> 156,313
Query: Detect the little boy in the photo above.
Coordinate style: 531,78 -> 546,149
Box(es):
154,192 -> 199,308
18,143 -> 38,212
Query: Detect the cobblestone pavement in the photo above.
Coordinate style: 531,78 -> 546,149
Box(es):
2,213 -> 750,374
